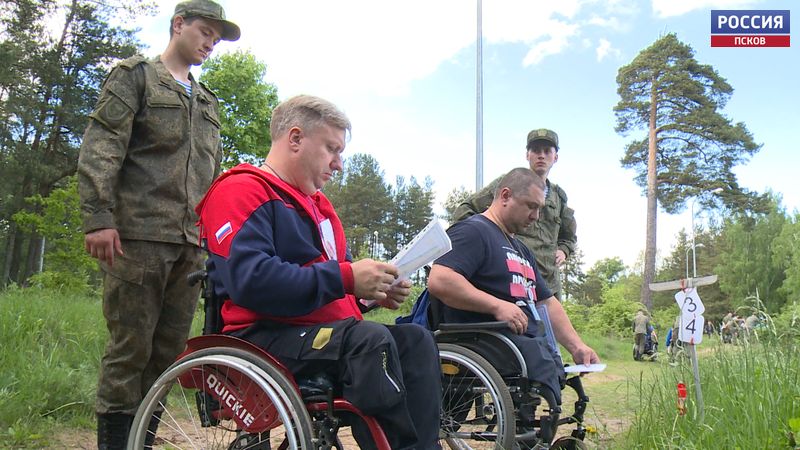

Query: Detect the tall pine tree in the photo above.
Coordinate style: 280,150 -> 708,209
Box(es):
0,0 -> 147,286
614,33 -> 762,310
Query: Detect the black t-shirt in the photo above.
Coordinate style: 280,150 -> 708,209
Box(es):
434,214 -> 553,324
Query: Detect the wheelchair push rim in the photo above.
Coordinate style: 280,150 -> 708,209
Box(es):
128,346 -> 315,450
438,343 -> 516,450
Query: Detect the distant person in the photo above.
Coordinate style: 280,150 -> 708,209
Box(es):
453,129 -> 576,300
77,1 -> 240,448
428,168 -> 598,406
633,309 -> 649,361
744,312 -> 760,337
667,315 -> 683,360
704,320 -> 715,336
722,311 -> 734,325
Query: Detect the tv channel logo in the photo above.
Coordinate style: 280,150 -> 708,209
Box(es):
711,10 -> 790,47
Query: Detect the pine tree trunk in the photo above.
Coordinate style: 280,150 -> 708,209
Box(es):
640,79 -> 659,312
2,225 -> 16,287
7,226 -> 25,285
21,231 -> 41,286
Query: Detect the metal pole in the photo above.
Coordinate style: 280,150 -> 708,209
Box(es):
686,343 -> 705,422
683,278 -> 705,423
690,199 -> 697,279
685,247 -> 690,280
475,0 -> 484,191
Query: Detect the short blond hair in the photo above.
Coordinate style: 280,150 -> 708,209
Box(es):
270,95 -> 351,141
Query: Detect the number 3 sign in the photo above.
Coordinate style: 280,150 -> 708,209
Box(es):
675,288 -> 705,344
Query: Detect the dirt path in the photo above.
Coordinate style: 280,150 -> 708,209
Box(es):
52,358 -> 664,449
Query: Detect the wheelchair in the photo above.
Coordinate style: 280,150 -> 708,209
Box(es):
429,294 -> 590,450
127,270 -> 391,449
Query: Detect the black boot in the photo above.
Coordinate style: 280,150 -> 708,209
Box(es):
144,410 -> 163,449
97,413 -> 133,450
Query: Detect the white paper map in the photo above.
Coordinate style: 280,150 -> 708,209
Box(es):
564,363 -> 607,374
389,219 -> 452,284
360,219 -> 452,308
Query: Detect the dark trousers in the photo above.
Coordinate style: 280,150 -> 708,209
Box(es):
634,333 -> 646,358
505,330 -> 565,405
234,319 -> 442,450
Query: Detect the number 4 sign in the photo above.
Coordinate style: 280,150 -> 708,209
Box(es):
675,288 -> 705,344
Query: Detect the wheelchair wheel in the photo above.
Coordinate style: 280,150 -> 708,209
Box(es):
128,346 -> 314,449
438,343 -> 515,450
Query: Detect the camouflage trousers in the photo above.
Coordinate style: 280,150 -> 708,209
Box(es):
96,240 -> 202,415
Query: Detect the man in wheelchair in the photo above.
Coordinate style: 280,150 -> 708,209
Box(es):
195,95 -> 441,450
428,168 -> 599,413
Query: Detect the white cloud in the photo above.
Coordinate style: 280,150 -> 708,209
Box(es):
222,0 -> 474,99
522,30 -> 576,66
587,16 -> 623,30
651,0 -> 761,18
135,0 -> 628,94
595,38 -> 621,62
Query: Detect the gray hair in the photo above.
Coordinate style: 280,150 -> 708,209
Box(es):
494,167 -> 545,200
270,95 -> 351,141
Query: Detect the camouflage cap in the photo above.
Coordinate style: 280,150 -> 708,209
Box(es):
526,128 -> 559,150
174,0 -> 241,41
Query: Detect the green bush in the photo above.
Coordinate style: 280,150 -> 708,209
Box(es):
651,305 -> 680,335
586,284 -> 642,337
562,301 -> 590,334
26,270 -> 93,296
771,300 -> 800,342
12,178 -> 99,292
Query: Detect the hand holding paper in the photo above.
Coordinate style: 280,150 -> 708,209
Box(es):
360,219 -> 452,308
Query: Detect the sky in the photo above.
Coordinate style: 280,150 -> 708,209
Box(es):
132,0 -> 799,271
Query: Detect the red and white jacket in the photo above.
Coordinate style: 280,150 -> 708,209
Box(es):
195,164 -> 362,332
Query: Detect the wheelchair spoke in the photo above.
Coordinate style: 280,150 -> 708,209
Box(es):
438,344 -> 516,449
129,347 -> 316,449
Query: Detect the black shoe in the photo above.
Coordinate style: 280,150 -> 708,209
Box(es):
97,413 -> 134,450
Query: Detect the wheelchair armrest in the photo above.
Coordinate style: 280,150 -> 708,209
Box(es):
437,321 -> 509,331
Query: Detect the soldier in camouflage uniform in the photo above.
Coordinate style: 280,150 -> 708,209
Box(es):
76,1 -> 239,448
453,129 -> 577,300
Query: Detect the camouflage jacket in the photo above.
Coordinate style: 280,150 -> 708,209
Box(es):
78,55 -> 222,245
633,312 -> 649,334
452,176 -> 577,297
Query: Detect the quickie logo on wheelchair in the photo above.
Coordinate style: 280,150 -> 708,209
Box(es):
178,363 -> 279,432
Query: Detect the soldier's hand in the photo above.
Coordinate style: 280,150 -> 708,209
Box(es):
555,249 -> 567,266
352,259 -> 399,302
494,300 -> 528,335
85,228 -> 123,267
377,279 -> 412,309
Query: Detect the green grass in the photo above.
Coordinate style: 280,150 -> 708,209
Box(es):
0,286 -> 205,448
3,286 -> 798,449
0,286 -> 105,447
623,338 -> 800,449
